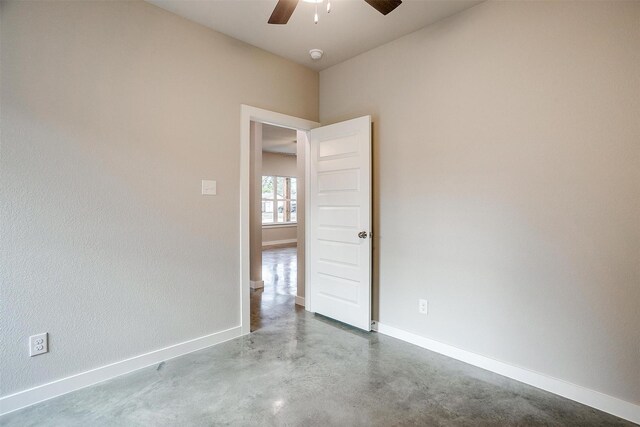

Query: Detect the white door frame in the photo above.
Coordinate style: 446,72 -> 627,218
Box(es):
239,105 -> 319,335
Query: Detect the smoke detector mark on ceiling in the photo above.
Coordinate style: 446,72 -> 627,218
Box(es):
309,49 -> 323,60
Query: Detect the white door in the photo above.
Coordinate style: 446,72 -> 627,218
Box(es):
308,116 -> 372,331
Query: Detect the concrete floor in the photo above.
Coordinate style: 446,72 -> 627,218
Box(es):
251,245 -> 298,332
1,246 -> 633,426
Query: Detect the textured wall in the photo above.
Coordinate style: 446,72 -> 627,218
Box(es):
320,1 -> 640,405
0,0 -> 318,396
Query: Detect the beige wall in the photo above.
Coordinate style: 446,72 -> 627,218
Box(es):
262,225 -> 297,245
0,0 -> 318,397
261,152 -> 298,245
250,122 -> 264,282
320,0 -> 640,405
295,131 -> 307,300
261,152 -> 297,177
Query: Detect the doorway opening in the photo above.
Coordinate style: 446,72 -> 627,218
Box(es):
250,123 -> 302,331
240,105 -> 318,335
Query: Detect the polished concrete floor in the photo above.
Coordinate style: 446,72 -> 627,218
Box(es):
1,246 -> 632,426
251,245 -> 297,332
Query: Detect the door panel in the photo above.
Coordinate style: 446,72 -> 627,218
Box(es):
317,170 -> 360,192
308,116 -> 371,331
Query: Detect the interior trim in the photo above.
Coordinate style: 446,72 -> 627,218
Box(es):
373,322 -> 640,424
250,280 -> 265,289
262,223 -> 297,229
262,238 -> 297,247
0,326 -> 243,417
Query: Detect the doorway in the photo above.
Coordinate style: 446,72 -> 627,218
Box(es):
240,106 -> 373,334
239,105 -> 318,335
250,123 -> 301,331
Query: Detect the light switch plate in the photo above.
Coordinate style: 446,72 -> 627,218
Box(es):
201,180 -> 217,195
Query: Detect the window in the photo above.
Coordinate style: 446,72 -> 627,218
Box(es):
262,176 -> 296,225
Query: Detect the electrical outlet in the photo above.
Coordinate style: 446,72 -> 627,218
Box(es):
29,333 -> 48,357
419,299 -> 428,315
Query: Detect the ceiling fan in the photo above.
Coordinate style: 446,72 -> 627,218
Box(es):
268,0 -> 402,25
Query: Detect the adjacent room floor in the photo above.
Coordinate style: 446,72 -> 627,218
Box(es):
251,245 -> 298,332
1,246 -> 631,426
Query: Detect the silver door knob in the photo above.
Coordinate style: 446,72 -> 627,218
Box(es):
358,231 -> 368,239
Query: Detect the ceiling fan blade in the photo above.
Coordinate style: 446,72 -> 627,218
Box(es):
364,0 -> 402,15
268,0 -> 299,24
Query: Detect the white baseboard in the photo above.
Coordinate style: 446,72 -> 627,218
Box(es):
374,323 -> 640,424
262,239 -> 297,247
250,280 -> 264,289
295,296 -> 305,307
0,326 -> 243,416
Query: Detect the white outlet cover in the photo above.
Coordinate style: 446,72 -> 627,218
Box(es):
29,333 -> 48,357
419,299 -> 428,315
201,180 -> 217,195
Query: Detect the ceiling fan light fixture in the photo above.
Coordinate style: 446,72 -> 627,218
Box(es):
268,0 -> 402,25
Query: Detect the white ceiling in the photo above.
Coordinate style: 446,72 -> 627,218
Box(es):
146,0 -> 483,71
262,124 -> 297,155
